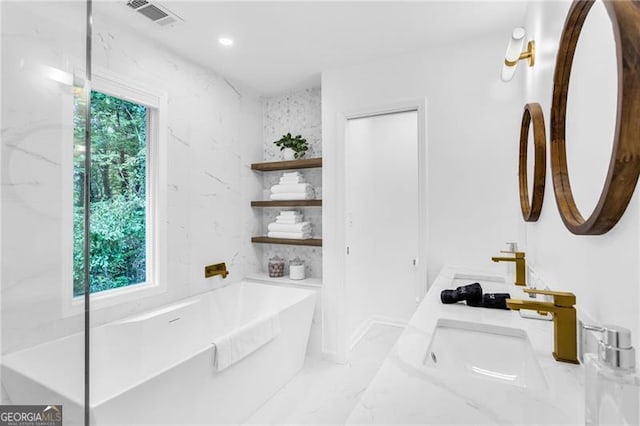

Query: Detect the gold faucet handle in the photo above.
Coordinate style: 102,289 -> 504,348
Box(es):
499,251 -> 525,258
523,288 -> 575,307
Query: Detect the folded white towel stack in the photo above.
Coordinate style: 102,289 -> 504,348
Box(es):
270,172 -> 315,200
266,210 -> 312,239
271,183 -> 313,194
271,192 -> 314,201
268,222 -> 311,233
267,231 -> 312,239
275,216 -> 303,224
279,177 -> 304,184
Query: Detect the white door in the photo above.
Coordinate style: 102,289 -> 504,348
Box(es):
345,110 -> 420,345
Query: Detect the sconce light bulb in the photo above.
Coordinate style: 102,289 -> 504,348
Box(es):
505,27 -> 526,62
218,37 -> 234,47
501,27 -> 527,82
512,27 -> 526,41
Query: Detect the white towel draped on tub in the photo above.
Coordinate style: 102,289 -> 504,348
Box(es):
212,312 -> 281,371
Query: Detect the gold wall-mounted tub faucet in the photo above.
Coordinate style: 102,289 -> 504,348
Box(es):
507,288 -> 579,364
491,251 -> 526,286
205,262 -> 229,279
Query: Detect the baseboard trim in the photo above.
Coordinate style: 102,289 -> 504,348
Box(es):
348,315 -> 407,353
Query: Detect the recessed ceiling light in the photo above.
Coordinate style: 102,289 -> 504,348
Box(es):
218,37 -> 234,47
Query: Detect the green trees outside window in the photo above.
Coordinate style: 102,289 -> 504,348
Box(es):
73,91 -> 148,296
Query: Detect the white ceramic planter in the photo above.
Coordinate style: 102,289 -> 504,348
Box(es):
283,148 -> 296,161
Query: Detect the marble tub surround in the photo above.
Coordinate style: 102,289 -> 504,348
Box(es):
1,2 -> 263,353
347,265 -> 584,424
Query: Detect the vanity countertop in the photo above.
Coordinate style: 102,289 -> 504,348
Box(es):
346,265 -> 584,425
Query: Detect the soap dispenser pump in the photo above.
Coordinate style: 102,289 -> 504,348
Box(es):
584,325 -> 639,425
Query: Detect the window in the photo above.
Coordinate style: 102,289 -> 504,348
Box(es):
67,69 -> 167,310
73,91 -> 149,296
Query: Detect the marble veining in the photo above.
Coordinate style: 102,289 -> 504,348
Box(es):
262,86 -> 322,161
1,383 -> 10,405
346,265 -> 585,424
245,324 -> 403,425
1,2 -> 263,353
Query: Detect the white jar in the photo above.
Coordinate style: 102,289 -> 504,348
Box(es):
289,258 -> 305,280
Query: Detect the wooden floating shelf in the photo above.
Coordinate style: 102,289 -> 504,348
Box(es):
251,237 -> 322,247
251,157 -> 322,172
251,200 -> 322,207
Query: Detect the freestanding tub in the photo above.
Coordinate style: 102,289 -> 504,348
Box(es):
2,281 -> 316,425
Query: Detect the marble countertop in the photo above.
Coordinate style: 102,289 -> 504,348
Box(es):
347,265 -> 585,425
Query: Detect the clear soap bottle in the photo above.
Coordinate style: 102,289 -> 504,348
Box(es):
585,325 -> 639,425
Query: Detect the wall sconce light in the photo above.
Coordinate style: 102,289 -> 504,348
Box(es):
501,27 -> 536,82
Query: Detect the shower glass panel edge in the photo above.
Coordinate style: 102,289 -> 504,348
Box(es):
0,1 -> 92,424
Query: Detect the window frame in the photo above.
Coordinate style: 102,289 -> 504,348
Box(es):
62,68 -> 168,316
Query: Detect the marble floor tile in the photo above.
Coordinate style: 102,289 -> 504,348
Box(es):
244,323 -> 403,425
1,383 -> 11,405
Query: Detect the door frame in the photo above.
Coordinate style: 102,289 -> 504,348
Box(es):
333,99 -> 428,362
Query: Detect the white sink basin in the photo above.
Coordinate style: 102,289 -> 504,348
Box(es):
423,319 -> 548,390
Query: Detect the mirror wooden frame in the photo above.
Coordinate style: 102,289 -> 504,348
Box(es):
519,103 -> 546,222
551,0 -> 640,235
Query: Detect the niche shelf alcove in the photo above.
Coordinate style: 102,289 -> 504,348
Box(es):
251,157 -> 323,247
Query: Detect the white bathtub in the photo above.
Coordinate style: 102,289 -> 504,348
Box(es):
1,281 -> 316,425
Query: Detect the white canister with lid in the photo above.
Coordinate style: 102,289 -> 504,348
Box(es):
289,258 -> 305,280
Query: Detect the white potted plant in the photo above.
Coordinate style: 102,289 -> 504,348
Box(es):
274,133 -> 309,160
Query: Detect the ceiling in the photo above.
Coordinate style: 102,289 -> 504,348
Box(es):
95,1 -> 528,95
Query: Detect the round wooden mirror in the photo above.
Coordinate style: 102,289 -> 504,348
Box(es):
550,0 -> 640,235
519,103 -> 546,222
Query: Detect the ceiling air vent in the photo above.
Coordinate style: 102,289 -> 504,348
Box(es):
126,0 -> 182,26
128,0 -> 148,8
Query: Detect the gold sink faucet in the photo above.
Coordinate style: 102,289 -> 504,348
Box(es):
507,288 -> 579,364
491,251 -> 526,286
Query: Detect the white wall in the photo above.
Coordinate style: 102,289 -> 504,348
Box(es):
322,32 -> 525,358
1,2 -> 263,353
522,1 -> 640,339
